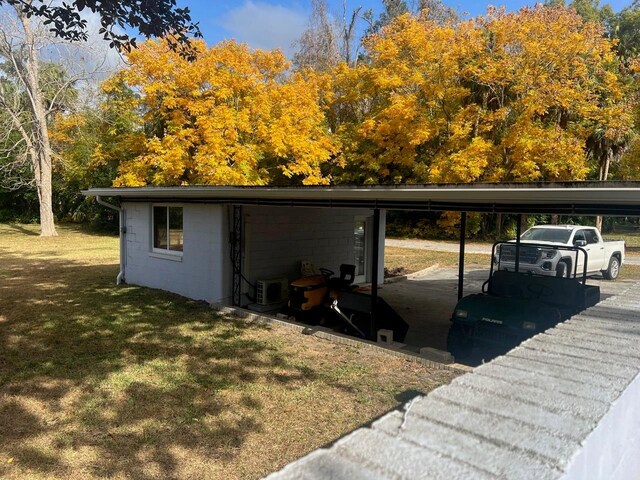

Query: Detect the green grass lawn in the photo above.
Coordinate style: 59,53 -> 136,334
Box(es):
385,247 -> 490,276
0,224 -> 457,480
603,232 -> 640,249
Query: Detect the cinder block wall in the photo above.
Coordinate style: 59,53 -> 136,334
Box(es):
121,203 -> 386,306
243,206 -> 385,287
265,285 -> 640,480
123,202 -> 230,303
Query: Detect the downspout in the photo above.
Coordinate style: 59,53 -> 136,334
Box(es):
370,208 -> 381,339
96,196 -> 126,285
458,212 -> 467,300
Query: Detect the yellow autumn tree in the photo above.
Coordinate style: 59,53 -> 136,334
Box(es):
466,6 -> 632,183
615,58 -> 640,180
329,12 -> 472,184
113,39 -> 336,186
51,78 -> 146,219
330,6 -> 633,185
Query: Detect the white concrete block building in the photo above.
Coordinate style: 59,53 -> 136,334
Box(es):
123,203 -> 232,303
86,183 -> 640,311
94,193 -> 386,307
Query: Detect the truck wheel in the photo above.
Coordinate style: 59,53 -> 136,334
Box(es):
555,261 -> 568,278
603,256 -> 620,281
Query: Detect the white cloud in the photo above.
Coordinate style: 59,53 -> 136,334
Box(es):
0,4 -> 125,108
217,1 -> 308,57
23,0 -> 125,75
37,9 -> 126,106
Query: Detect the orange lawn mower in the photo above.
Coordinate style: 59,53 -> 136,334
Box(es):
286,264 -> 409,342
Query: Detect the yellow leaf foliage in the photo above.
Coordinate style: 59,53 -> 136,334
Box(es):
51,74 -> 147,192
330,5 -> 632,184
114,39 -> 337,186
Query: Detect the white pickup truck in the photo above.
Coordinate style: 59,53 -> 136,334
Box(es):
496,225 -> 625,280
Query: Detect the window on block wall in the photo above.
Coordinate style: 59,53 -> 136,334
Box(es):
153,206 -> 184,253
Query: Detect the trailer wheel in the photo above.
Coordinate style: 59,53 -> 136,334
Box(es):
603,256 -> 620,281
555,261 -> 568,278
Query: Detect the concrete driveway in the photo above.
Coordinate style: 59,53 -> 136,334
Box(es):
380,265 -> 635,353
380,267 -> 485,351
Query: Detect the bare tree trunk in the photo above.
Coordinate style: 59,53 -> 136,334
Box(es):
602,151 -> 611,180
1,4 -> 110,237
595,216 -> 603,231
595,150 -> 612,234
519,214 -> 527,236
18,6 -> 57,236
36,151 -> 56,236
342,1 -> 361,66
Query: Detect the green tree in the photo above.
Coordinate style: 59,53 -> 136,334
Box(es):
50,78 -> 144,223
612,4 -> 640,60
0,0 -> 200,52
570,0 -> 614,24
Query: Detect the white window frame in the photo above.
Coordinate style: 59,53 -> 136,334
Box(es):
151,204 -> 184,258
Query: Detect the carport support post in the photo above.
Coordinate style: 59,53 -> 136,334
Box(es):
370,208 -> 381,338
515,213 -> 522,273
458,212 -> 467,301
232,205 -> 242,307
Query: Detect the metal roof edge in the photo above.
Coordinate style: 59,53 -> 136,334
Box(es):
82,182 -> 640,215
83,180 -> 640,195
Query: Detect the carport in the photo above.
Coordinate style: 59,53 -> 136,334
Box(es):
200,181 -> 640,305
86,181 -> 640,355
224,181 -> 640,355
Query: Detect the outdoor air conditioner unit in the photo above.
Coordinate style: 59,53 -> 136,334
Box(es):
256,278 -> 288,305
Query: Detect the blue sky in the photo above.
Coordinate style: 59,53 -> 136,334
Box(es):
181,0 -> 634,56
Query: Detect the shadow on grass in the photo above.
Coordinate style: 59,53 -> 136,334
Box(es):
6,223 -> 40,236
0,248 -> 319,479
394,389 -> 424,404
5,222 -> 118,239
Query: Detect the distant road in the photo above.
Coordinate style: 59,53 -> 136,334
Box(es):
385,238 -> 640,265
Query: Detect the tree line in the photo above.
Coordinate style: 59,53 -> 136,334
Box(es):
1,0 -> 639,236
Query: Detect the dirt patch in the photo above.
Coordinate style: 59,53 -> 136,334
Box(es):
384,266 -> 409,278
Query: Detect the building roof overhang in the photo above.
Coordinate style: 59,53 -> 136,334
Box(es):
82,181 -> 640,216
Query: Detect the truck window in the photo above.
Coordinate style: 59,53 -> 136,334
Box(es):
521,228 -> 572,243
584,229 -> 599,245
574,230 -> 587,245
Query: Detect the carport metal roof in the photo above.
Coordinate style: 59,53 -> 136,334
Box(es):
84,181 -> 640,216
